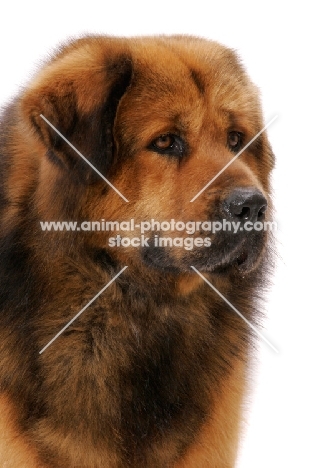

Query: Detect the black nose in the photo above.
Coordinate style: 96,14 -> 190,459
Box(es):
223,188 -> 267,223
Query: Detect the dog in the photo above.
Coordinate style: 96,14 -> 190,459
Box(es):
0,35 -> 274,467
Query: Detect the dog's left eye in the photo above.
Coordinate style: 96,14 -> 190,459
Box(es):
149,134 -> 185,157
228,131 -> 244,152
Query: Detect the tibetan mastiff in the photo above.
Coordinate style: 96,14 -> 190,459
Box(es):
0,35 -> 274,467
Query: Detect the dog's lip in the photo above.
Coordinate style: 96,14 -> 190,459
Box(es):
207,246 -> 251,275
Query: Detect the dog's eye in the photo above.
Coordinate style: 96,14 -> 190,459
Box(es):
228,132 -> 243,152
154,134 -> 175,150
149,134 -> 185,157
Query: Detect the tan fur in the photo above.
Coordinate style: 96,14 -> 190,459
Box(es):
0,396 -> 43,468
177,358 -> 247,467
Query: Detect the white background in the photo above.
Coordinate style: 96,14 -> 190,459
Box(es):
1,1 -> 311,466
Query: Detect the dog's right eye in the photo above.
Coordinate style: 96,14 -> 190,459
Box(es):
148,134 -> 185,158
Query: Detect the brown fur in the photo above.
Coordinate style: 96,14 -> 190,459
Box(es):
0,35 -> 274,467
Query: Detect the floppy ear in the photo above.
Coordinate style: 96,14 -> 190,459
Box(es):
20,42 -> 132,183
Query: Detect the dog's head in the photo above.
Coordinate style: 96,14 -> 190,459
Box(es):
20,35 -> 274,279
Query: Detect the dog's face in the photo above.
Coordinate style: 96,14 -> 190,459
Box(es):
21,36 -> 273,278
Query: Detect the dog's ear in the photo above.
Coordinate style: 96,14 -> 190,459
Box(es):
20,41 -> 132,182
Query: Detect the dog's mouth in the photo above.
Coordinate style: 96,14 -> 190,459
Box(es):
138,227 -> 267,276
140,238 -> 263,276
208,246 -> 260,275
